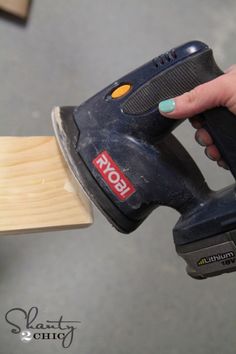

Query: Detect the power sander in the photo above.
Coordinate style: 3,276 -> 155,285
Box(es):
52,40 -> 236,279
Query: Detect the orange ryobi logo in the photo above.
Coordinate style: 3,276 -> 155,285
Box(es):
92,151 -> 135,201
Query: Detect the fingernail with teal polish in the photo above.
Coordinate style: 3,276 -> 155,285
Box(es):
159,99 -> 176,113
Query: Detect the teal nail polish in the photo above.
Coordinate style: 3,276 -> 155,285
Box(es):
159,99 -> 176,113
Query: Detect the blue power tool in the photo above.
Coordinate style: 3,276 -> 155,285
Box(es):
52,41 -> 236,279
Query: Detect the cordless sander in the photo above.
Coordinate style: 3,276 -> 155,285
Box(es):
52,40 -> 236,279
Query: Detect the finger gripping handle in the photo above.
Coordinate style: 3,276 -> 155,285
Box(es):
202,108 -> 236,178
196,50 -> 236,178
164,47 -> 236,179
122,44 -> 236,177
173,48 -> 236,177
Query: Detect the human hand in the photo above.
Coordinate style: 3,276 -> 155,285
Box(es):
158,65 -> 236,169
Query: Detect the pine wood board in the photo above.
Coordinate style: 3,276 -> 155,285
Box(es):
0,136 -> 93,235
0,0 -> 30,18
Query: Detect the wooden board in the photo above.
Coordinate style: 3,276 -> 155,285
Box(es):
0,0 -> 30,18
0,137 -> 93,235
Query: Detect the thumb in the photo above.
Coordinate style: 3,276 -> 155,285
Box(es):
158,75 -> 231,119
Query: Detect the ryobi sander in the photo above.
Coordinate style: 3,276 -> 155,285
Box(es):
52,40 -> 236,279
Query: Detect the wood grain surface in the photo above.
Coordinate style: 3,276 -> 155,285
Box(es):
0,0 -> 30,18
0,136 -> 93,234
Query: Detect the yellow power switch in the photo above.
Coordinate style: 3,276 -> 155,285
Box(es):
111,84 -> 132,99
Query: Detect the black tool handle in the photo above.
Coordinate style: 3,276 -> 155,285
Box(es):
180,50 -> 236,178
121,43 -> 236,179
201,108 -> 236,178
